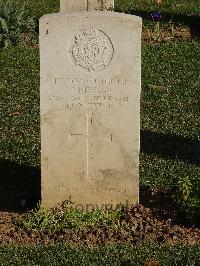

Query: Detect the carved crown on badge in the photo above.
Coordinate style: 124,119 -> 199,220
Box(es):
69,26 -> 114,72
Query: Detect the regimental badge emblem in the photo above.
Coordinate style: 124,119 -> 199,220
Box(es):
69,27 -> 114,72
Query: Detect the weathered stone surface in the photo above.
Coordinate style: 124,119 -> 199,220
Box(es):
60,0 -> 114,12
40,12 -> 142,209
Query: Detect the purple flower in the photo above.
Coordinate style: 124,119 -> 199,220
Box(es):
150,11 -> 162,21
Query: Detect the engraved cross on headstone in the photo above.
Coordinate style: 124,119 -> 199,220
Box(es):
69,113 -> 113,181
60,0 -> 114,12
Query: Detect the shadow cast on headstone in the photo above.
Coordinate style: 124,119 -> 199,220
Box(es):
0,159 -> 41,212
141,129 -> 200,166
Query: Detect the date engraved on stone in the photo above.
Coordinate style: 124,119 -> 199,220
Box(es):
69,27 -> 114,72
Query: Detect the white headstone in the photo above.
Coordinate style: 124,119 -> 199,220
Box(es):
60,0 -> 114,12
40,12 -> 142,209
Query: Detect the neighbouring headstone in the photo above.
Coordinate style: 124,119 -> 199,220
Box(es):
40,11 -> 142,209
60,0 -> 114,12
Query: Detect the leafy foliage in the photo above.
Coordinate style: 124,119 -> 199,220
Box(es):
176,176 -> 200,223
0,0 -> 60,18
15,202 -> 123,233
0,2 -> 37,48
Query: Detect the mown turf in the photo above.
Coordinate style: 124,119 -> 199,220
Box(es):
0,244 -> 200,265
0,0 -> 199,264
141,42 -> 200,187
1,0 -> 199,18
0,0 -> 200,24
140,42 -> 200,220
142,43 -> 199,139
1,43 -> 199,166
0,0 -> 199,49
115,0 -> 200,16
0,48 -> 40,166
1,42 -> 199,218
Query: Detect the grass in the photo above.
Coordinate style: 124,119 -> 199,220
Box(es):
0,48 -> 40,166
0,244 -> 200,265
1,1 -> 199,48
1,0 -> 199,17
140,42 -> 200,186
115,0 -> 200,16
0,0 -> 199,264
1,43 -> 199,166
1,42 -> 199,220
141,42 -> 200,221
142,43 -> 199,139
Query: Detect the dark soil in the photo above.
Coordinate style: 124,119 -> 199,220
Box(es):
142,27 -> 192,44
0,204 -> 199,246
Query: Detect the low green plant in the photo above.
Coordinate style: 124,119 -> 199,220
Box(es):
150,11 -> 163,42
0,2 -> 37,48
178,176 -> 192,202
14,202 -> 123,233
175,177 -> 200,224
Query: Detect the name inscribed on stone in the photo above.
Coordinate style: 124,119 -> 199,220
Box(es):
48,76 -> 129,110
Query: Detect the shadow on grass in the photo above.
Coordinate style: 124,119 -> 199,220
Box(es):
0,130 -> 199,212
115,9 -> 200,40
141,129 -> 200,166
0,159 -> 41,212
140,186 -> 185,225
